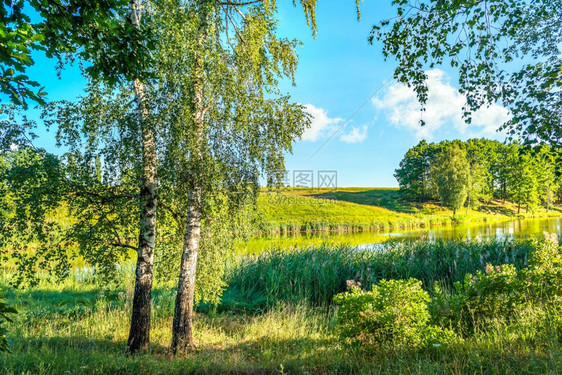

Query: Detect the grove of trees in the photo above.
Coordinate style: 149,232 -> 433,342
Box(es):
1,0 -> 560,360
0,0 -> 340,356
395,139 -> 561,214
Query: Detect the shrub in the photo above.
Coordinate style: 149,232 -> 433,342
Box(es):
333,278 -> 454,351
432,264 -> 522,335
431,236 -> 561,336
523,236 -> 562,300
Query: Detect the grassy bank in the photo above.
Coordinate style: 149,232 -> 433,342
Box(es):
2,239 -> 561,374
257,188 -> 562,234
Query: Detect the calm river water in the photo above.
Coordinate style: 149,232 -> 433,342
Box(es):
238,217 -> 562,253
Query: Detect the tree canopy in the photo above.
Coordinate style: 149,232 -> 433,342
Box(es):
0,0 -> 153,108
371,0 -> 562,144
0,0 -> 337,355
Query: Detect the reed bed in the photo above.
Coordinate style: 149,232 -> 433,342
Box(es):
224,239 -> 534,310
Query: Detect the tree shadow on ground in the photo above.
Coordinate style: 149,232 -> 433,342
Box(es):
311,189 -> 421,214
6,335 -> 342,375
5,286 -> 177,324
6,333 -> 559,375
479,202 -> 518,216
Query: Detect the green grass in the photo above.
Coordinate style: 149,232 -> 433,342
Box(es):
2,239 -> 561,374
257,188 -> 562,234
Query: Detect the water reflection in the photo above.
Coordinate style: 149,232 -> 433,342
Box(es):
238,218 -> 562,253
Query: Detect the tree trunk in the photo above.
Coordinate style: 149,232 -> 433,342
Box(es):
466,193 -> 470,215
171,188 -> 202,354
171,5 -> 208,354
127,0 -> 158,355
502,182 -> 506,203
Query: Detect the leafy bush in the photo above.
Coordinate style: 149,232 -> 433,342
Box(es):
431,236 -> 561,335
333,278 -> 454,351
523,236 -> 562,300
432,264 -> 522,334
0,294 -> 16,352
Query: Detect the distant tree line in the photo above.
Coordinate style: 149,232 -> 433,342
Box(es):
395,139 -> 561,215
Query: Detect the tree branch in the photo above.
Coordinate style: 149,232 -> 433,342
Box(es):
220,0 -> 263,6
111,242 -> 137,251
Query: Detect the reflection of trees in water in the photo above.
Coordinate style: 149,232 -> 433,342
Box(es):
424,218 -> 561,244
240,218 -> 562,253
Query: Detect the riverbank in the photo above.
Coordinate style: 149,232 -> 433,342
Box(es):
2,239 -> 560,374
257,188 -> 562,234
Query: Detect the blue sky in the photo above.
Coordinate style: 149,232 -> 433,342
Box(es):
18,1 -> 511,187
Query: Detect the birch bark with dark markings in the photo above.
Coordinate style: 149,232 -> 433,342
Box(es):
170,4 -> 208,354
127,0 -> 158,355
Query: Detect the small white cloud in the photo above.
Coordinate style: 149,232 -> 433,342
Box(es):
300,104 -> 342,142
300,104 -> 368,144
340,125 -> 368,143
9,144 -> 18,151
373,69 -> 511,139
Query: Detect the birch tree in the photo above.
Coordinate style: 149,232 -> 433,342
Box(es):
125,0 -> 158,354
0,0 -> 156,354
149,0 -> 324,354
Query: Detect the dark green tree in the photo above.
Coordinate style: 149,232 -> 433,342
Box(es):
394,140 -> 434,202
533,145 -> 556,211
508,150 -> 539,214
465,139 -> 494,212
430,144 -> 469,215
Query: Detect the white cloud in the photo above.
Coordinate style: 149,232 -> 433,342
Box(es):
300,104 -> 342,142
373,69 -> 511,139
9,144 -> 18,151
340,125 -> 367,143
300,104 -> 368,143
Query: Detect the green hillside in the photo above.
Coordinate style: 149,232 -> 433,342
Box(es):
257,187 -> 562,234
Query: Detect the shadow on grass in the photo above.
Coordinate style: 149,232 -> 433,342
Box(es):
5,334 -> 341,374
312,189 -> 421,214
14,335 -> 136,354
479,202 -> 518,216
5,333 -> 560,375
4,286 -> 177,323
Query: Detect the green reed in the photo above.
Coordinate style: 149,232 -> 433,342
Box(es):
224,239 -> 534,310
